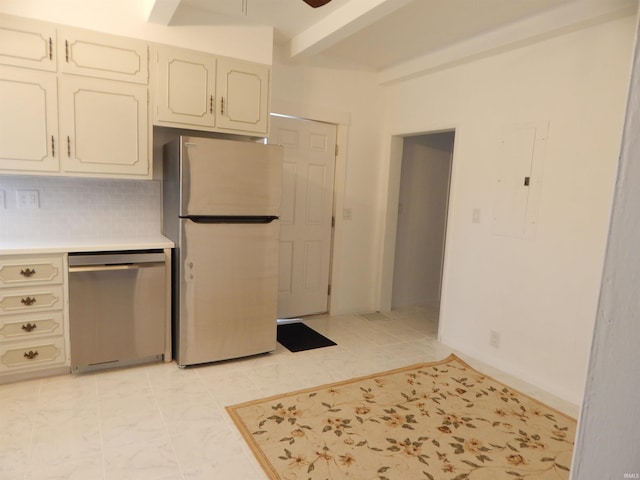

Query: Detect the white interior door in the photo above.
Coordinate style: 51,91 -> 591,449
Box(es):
268,115 -> 337,318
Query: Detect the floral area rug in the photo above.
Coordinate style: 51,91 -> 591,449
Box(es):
226,354 -> 576,480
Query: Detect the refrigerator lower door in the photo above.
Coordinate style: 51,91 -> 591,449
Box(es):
176,218 -> 279,366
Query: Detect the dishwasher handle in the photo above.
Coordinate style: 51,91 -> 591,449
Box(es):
69,262 -> 164,273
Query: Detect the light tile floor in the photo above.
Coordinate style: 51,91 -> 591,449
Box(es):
0,306 -> 579,480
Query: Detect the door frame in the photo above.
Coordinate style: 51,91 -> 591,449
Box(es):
269,108 -> 349,316
379,127 -> 458,335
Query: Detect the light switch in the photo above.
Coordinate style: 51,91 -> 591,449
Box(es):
472,208 -> 481,223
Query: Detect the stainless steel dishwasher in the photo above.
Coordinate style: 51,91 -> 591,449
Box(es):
68,249 -> 171,373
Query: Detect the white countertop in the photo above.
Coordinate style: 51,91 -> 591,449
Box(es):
0,235 -> 174,255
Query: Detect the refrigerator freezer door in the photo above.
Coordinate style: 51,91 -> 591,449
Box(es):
180,137 -> 282,217
176,218 -> 279,366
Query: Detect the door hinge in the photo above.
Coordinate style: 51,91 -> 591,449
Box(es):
331,216 -> 335,228
328,284 -> 332,296
335,144 -> 339,156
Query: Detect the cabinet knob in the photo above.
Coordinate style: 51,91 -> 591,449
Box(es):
21,323 -> 37,332
20,296 -> 37,306
20,268 -> 36,278
23,350 -> 39,360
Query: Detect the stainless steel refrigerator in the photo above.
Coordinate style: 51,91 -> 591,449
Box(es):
162,136 -> 282,367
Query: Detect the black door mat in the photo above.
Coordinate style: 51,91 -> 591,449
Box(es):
277,322 -> 337,352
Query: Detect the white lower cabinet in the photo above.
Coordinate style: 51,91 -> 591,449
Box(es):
0,337 -> 66,372
0,311 -> 64,340
0,254 -> 69,382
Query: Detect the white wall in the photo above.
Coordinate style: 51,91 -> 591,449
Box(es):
572,13 -> 640,476
0,0 -> 273,64
392,134 -> 453,309
271,49 -> 384,315
0,176 -> 161,242
380,15 -> 635,403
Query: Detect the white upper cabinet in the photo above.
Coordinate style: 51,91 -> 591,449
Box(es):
216,57 -> 269,135
0,13 -> 273,178
0,14 -> 56,71
59,76 -> 149,177
58,27 -> 148,84
0,14 -> 151,179
152,45 -> 271,135
153,45 -> 216,129
0,66 -> 59,173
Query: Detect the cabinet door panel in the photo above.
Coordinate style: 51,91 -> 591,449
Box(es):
0,14 -> 56,71
216,57 -> 269,134
60,76 -> 149,176
59,27 -> 148,84
0,66 -> 58,172
154,46 -> 216,128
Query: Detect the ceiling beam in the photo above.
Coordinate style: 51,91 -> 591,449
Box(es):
146,0 -> 182,25
377,0 -> 638,85
289,0 -> 413,59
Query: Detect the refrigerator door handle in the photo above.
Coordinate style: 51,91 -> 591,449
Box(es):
187,216 -> 278,224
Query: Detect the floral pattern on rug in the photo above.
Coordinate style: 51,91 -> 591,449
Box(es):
227,354 -> 576,480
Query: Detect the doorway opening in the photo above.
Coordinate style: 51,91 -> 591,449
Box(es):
388,131 -> 455,331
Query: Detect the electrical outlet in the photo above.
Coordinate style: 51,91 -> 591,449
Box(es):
343,208 -> 353,220
16,190 -> 40,209
489,330 -> 501,348
472,208 -> 481,223
0,190 -> 5,209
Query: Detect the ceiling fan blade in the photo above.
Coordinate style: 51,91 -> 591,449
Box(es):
302,0 -> 332,7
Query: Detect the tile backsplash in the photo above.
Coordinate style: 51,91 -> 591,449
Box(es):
0,176 -> 161,242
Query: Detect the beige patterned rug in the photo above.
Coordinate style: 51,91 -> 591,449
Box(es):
227,354 -> 576,480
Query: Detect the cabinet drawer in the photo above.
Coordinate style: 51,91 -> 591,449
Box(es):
0,285 -> 64,316
0,336 -> 66,372
0,256 -> 64,287
0,311 -> 64,341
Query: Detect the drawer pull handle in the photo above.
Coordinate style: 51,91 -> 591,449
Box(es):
20,268 -> 36,278
21,323 -> 37,332
21,297 -> 37,306
23,350 -> 39,360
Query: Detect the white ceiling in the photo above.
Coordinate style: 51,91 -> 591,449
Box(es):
148,0 -> 637,77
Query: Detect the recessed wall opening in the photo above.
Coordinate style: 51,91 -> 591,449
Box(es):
382,130 -> 455,333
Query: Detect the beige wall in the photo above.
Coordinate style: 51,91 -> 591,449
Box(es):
380,14 -> 635,403
572,14 -> 640,476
